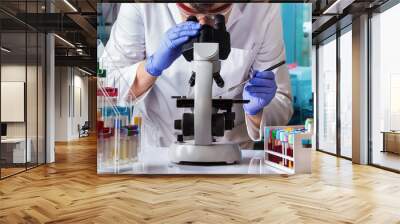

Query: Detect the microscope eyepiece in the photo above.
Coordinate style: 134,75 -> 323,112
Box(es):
181,14 -> 230,61
199,25 -> 213,42
187,15 -> 198,22
214,14 -> 226,30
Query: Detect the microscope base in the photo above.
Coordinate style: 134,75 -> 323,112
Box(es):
169,141 -> 242,164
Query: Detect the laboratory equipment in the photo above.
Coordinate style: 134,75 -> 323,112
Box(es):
96,61 -> 142,174
169,15 -> 249,164
264,125 -> 312,174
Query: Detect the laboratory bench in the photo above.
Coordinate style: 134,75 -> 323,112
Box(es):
98,147 -> 286,175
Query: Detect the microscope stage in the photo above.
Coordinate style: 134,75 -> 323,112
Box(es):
169,141 -> 242,165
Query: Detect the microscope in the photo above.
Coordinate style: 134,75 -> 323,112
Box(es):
169,15 -> 249,164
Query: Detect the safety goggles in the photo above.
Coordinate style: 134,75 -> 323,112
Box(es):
176,3 -> 233,17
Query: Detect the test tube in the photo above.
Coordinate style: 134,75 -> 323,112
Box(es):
264,127 -> 270,162
126,125 -> 139,163
275,130 -> 282,154
279,130 -> 286,166
97,131 -> 105,170
271,129 -> 277,163
272,130 -> 280,164
269,128 -> 275,163
133,116 -> 142,155
129,129 -> 139,163
101,129 -> 113,166
119,128 -> 129,165
288,131 -> 294,157
287,131 -> 296,168
273,130 -> 278,152
282,131 -> 289,167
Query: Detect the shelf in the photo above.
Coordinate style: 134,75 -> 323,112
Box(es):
265,150 -> 294,161
265,160 -> 294,174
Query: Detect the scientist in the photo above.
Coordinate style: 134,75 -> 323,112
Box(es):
101,3 -> 293,147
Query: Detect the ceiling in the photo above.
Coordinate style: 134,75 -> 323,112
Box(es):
0,0 -> 97,74
311,0 -> 391,44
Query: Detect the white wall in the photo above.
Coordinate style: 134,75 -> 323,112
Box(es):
71,72 -> 89,138
54,67 -> 89,141
1,65 -> 41,137
55,67 -> 69,141
1,63 -> 46,164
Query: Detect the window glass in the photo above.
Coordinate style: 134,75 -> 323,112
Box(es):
340,30 -> 352,158
318,37 -> 337,154
371,3 -> 400,171
0,8 -> 28,177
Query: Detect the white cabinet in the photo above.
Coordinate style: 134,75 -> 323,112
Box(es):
1,138 -> 32,163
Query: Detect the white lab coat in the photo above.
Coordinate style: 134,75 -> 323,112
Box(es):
101,3 -> 293,148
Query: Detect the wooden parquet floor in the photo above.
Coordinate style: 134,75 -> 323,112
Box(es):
1,136 -> 400,224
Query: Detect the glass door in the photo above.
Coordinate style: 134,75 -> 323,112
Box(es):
1,31 -> 28,178
317,37 -> 337,155
0,0 -> 47,179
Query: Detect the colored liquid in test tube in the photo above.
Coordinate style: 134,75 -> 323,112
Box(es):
270,130 -> 275,152
288,131 -> 296,168
100,130 -> 114,166
119,128 -> 129,165
268,130 -> 273,151
268,128 -> 277,163
282,131 -> 289,167
133,116 -> 142,154
278,130 -> 283,165
287,132 -> 294,157
126,125 -> 139,162
264,128 -> 270,162
275,130 -> 282,154
273,130 -> 281,164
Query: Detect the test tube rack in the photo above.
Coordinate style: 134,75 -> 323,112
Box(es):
96,64 -> 142,174
264,125 -> 312,174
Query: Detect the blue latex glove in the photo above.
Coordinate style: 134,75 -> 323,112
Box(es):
145,21 -> 201,76
243,70 -> 277,115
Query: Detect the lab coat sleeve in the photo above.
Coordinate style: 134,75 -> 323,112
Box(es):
100,4 -> 149,105
245,5 -> 293,141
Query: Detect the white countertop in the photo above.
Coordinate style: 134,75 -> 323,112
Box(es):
98,147 -> 286,175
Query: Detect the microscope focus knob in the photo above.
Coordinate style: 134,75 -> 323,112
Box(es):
213,72 -> 225,88
189,72 -> 196,87
177,135 -> 184,143
174,120 -> 182,130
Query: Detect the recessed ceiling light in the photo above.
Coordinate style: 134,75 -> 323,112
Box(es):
63,0 -> 78,12
54,34 -> 75,48
78,67 -> 93,76
1,47 -> 11,53
322,0 -> 354,15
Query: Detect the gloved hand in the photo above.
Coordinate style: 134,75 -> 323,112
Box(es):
243,70 -> 277,115
145,21 -> 201,76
